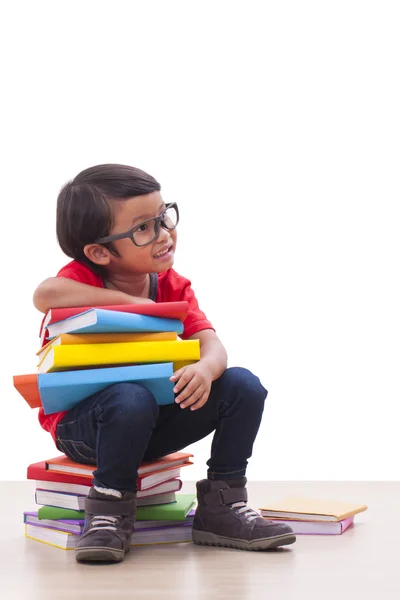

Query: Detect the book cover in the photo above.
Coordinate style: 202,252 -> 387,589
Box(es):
37,339 -> 200,373
35,489 -> 179,510
24,511 -> 84,535
136,494 -> 196,521
267,516 -> 354,535
40,301 -> 189,339
37,506 -> 85,521
45,451 -> 193,479
37,331 -> 178,362
35,477 -> 183,498
259,496 -> 368,522
45,309 -> 184,339
27,461 -> 93,487
25,524 -> 78,550
17,363 -> 176,415
25,523 -> 193,549
12,374 -> 41,409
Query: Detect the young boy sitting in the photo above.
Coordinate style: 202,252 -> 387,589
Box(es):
33,163 -> 296,562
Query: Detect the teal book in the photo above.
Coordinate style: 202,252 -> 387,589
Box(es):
136,494 -> 196,521
46,308 -> 184,338
38,362 -> 175,415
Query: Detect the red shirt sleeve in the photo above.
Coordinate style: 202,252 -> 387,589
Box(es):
157,269 -> 215,339
57,260 -> 104,287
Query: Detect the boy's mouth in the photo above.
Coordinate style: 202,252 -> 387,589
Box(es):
153,244 -> 173,259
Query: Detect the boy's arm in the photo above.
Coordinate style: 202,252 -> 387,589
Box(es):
33,277 -> 154,313
188,329 -> 228,381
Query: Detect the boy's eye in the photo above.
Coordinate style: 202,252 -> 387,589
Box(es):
136,223 -> 148,232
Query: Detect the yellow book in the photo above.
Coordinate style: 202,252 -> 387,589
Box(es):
259,496 -> 368,522
37,340 -> 200,374
36,332 -> 177,363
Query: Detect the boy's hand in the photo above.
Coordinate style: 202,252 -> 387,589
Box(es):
170,362 -> 213,411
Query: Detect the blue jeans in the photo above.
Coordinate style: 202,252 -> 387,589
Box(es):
56,367 -> 267,492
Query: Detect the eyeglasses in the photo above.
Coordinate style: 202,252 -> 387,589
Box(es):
96,202 -> 179,248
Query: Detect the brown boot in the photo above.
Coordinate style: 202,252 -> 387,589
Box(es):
192,478 -> 296,551
75,487 -> 137,563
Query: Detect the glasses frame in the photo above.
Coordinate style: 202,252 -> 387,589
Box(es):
95,202 -> 179,248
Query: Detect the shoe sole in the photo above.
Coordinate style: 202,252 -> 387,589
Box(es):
192,529 -> 296,551
75,546 -> 127,563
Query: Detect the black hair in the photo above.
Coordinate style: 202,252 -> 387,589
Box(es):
56,164 -> 161,273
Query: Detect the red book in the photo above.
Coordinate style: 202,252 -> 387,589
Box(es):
40,301 -> 189,344
28,452 -> 194,491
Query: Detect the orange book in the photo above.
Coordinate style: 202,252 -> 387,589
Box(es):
13,374 -> 41,409
46,451 -> 194,479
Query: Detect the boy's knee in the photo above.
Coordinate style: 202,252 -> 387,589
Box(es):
100,382 -> 159,424
221,367 -> 268,403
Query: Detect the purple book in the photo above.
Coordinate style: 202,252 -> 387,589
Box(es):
23,508 -> 195,536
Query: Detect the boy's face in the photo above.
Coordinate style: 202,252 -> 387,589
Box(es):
90,191 -> 177,275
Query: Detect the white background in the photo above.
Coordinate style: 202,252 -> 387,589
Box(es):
0,1 -> 399,482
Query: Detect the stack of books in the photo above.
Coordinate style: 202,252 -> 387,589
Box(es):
13,300 -> 199,415
259,496 -> 368,535
12,300 -> 200,549
24,452 -> 197,550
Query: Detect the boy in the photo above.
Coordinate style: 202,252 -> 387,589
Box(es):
33,164 -> 296,562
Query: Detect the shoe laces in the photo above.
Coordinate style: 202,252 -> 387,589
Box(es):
230,502 -> 260,522
89,515 -> 119,532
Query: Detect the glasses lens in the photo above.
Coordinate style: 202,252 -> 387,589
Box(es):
161,205 -> 178,229
132,205 -> 178,246
132,219 -> 158,246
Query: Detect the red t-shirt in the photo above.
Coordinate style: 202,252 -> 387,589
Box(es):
38,260 -> 214,444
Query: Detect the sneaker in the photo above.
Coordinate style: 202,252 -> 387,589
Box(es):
192,478 -> 296,551
75,487 -> 137,562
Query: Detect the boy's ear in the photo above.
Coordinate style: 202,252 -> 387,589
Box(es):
83,244 -> 112,266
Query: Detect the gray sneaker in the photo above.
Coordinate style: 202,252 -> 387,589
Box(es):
192,478 -> 296,551
75,487 -> 137,563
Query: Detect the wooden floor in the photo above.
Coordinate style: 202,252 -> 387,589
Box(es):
0,480 -> 398,599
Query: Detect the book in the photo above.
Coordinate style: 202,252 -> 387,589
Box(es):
35,489 -> 179,511
15,363 -> 176,414
136,494 -> 196,521
27,461 -> 93,487
45,309 -> 184,339
24,511 -> 85,534
24,522 -> 193,550
40,301 -> 189,341
37,506 -> 85,521
37,339 -> 200,374
267,516 -> 354,535
12,374 -> 41,409
259,496 -> 368,522
37,331 -> 178,363
24,510 -> 196,535
35,477 -> 182,498
45,451 -> 193,480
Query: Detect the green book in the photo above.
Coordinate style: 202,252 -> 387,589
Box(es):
38,506 -> 85,521
136,494 -> 196,521
37,493 -> 196,522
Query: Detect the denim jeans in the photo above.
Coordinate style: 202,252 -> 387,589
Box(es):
56,367 -> 267,492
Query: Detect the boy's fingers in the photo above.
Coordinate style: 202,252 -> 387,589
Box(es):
172,370 -> 193,394
176,381 -> 201,404
189,392 -> 209,411
178,385 -> 203,408
170,367 -> 186,381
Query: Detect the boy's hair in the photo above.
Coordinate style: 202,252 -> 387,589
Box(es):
56,164 -> 161,273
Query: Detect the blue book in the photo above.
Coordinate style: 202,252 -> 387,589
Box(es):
46,308 -> 183,339
38,363 -> 175,414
